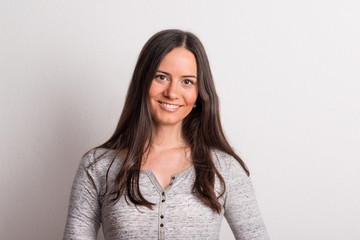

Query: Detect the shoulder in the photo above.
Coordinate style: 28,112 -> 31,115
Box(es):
211,149 -> 248,179
81,148 -> 123,178
82,148 -> 118,166
76,148 -> 123,195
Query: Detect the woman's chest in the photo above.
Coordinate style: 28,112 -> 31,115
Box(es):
99,172 -> 224,239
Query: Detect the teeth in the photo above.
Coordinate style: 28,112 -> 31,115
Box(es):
161,103 -> 180,108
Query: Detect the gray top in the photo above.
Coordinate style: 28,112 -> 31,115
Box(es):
63,148 -> 269,240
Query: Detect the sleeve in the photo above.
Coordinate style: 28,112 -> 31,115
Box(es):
63,153 -> 101,240
223,158 -> 270,240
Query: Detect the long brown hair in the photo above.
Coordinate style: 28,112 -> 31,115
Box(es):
89,29 -> 249,213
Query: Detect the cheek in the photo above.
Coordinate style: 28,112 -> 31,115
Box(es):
184,89 -> 198,105
148,82 -> 161,99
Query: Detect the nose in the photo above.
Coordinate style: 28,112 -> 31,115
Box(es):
164,81 -> 179,99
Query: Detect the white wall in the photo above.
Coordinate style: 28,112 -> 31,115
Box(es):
1,1 -> 359,239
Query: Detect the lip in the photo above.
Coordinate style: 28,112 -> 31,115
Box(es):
158,101 -> 182,112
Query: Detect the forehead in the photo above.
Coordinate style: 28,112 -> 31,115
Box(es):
158,48 -> 197,76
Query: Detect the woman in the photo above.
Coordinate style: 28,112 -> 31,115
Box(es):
64,29 -> 269,240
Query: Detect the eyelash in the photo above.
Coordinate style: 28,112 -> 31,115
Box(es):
155,74 -> 169,81
182,79 -> 194,85
154,74 -> 195,85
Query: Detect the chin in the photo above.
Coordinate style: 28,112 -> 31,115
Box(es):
153,117 -> 182,126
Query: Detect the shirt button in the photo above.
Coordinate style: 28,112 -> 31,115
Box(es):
162,199 -> 165,202
162,192 -> 165,196
160,215 -> 164,219
171,176 -> 175,180
160,223 -> 164,227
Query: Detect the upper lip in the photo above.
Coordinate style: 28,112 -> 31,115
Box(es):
158,101 -> 182,106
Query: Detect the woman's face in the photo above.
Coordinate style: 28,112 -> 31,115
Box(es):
148,47 -> 198,127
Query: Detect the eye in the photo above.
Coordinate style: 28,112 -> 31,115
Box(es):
155,74 -> 168,81
183,79 -> 194,85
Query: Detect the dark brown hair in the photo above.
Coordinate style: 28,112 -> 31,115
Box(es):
89,29 -> 249,213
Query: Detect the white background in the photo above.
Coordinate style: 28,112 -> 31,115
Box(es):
1,1 -> 360,239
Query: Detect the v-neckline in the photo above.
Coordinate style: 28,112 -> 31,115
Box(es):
142,165 -> 194,192
118,150 -> 194,191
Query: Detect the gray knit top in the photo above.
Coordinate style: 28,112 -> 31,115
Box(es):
63,148 -> 269,240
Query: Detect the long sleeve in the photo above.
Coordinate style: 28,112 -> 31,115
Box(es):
224,158 -> 270,240
63,154 -> 101,240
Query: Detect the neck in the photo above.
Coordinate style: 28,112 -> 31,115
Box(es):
151,123 -> 187,151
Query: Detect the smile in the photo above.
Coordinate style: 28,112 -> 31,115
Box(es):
159,101 -> 181,112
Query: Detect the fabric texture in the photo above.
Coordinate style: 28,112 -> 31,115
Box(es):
63,148 -> 269,240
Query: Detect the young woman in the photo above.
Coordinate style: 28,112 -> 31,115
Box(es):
63,29 -> 269,240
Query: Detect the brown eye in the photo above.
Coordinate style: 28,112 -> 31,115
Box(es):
183,79 -> 194,85
155,75 -> 168,81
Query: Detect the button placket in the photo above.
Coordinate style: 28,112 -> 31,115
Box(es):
168,175 -> 176,187
159,191 -> 166,239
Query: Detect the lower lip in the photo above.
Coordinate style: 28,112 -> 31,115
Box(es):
159,102 -> 180,112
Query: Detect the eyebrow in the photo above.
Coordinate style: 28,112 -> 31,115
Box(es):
157,70 -> 197,79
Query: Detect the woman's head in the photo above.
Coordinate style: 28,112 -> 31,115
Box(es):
120,29 -> 220,146
148,47 -> 198,128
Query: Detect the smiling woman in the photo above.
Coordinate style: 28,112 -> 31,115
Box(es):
63,29 -> 269,240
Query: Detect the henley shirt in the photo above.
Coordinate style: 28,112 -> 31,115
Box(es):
63,148 -> 269,240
